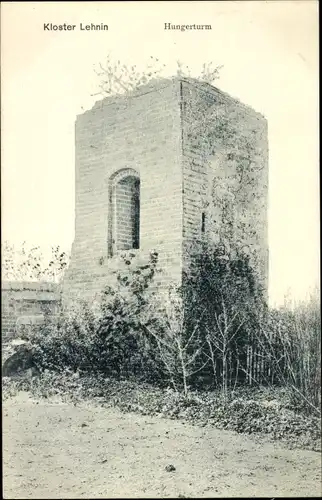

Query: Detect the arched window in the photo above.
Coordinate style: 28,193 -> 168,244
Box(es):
108,169 -> 140,256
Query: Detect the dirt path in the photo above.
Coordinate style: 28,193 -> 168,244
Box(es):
3,393 -> 321,498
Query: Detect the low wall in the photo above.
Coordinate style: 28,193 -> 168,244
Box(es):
1,281 -> 61,344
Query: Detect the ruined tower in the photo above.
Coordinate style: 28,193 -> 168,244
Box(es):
63,77 -> 268,301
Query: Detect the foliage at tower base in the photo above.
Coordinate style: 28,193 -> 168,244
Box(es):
179,241 -> 267,394
183,241 -> 265,334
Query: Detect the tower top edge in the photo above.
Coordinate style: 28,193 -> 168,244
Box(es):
78,76 -> 266,121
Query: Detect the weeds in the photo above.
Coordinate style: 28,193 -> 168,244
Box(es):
6,242 -> 319,421
3,373 -> 320,452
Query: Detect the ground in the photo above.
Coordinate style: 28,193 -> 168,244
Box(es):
3,392 -> 321,499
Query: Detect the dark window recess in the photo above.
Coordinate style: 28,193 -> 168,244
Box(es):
132,179 -> 140,249
201,212 -> 206,233
114,176 -> 140,252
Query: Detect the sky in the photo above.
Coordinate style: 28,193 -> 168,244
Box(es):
1,1 -> 319,306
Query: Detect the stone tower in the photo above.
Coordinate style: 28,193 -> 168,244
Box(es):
63,77 -> 268,301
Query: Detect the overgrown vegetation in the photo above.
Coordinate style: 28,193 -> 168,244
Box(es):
92,55 -> 222,97
3,242 -> 320,453
27,251 -> 161,380
6,244 -> 320,422
255,292 -> 321,414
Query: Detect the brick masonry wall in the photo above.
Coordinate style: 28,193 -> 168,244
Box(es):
64,77 -> 268,303
63,79 -> 183,302
1,281 -> 60,344
180,79 -> 269,290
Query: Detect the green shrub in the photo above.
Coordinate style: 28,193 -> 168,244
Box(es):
28,251 -> 165,383
180,242 -> 265,393
256,289 -> 321,415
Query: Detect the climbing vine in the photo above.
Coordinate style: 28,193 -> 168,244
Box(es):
182,84 -> 268,262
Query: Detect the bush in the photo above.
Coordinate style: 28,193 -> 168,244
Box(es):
28,251 -> 165,384
256,289 -> 321,415
181,242 -> 265,394
30,301 -> 99,373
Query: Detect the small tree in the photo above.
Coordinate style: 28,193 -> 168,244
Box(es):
2,241 -> 69,283
93,55 -> 223,97
144,284 -> 209,396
